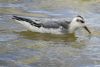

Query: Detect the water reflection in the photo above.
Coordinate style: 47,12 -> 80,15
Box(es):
16,31 -> 76,42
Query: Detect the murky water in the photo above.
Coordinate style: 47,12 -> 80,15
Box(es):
0,0 -> 100,67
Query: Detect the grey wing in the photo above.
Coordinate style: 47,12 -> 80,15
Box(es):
41,21 -> 60,28
58,21 -> 70,29
34,19 -> 70,29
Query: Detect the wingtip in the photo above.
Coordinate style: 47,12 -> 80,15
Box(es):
12,15 -> 16,19
12,15 -> 18,19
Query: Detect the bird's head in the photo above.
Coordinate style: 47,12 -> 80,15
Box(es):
69,15 -> 91,34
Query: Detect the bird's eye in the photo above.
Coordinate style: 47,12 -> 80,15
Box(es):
76,19 -> 85,23
76,19 -> 80,22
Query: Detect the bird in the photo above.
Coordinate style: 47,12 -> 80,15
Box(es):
12,15 -> 91,34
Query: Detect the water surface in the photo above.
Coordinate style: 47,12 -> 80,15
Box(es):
0,0 -> 100,67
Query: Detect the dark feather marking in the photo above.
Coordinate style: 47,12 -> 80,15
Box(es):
77,15 -> 84,20
12,16 -> 41,28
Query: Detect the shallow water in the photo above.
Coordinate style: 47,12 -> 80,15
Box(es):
0,0 -> 100,67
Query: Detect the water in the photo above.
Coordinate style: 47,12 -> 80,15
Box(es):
0,0 -> 100,67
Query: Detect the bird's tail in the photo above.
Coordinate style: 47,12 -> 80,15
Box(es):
12,16 -> 34,22
12,16 -> 41,28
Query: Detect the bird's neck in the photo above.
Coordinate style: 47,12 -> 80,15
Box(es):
68,21 -> 78,33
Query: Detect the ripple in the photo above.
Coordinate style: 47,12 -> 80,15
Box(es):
0,3 -> 23,8
0,58 -> 30,67
0,34 -> 17,41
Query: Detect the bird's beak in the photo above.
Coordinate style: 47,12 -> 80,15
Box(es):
84,26 -> 91,34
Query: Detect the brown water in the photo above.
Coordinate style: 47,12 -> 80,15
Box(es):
0,0 -> 100,67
